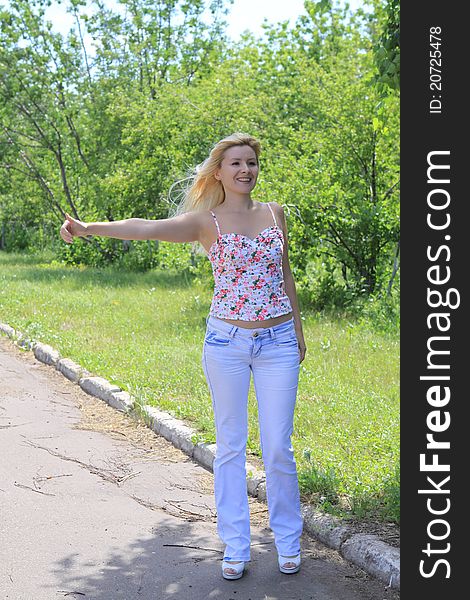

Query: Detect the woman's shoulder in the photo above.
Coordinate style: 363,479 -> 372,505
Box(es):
174,209 -> 218,240
198,208 -> 221,245
188,206 -> 218,220
266,200 -> 285,221
267,200 -> 283,209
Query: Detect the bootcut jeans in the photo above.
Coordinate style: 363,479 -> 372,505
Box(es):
201,314 -> 303,562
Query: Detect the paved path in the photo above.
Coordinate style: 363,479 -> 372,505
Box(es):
0,338 -> 400,600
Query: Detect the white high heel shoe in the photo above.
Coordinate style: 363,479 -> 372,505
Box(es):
222,559 -> 245,580
278,553 -> 301,574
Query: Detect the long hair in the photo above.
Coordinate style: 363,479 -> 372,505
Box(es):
168,132 -> 261,254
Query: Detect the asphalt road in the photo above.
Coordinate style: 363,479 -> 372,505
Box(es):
0,337 -> 400,600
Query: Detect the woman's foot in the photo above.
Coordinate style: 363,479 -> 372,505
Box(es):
222,560 -> 245,580
278,553 -> 301,574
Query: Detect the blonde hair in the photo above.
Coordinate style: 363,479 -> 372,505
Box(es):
169,132 -> 261,214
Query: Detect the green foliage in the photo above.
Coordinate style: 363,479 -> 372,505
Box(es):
299,450 -> 341,504
56,236 -> 107,267
55,233 -> 195,273
380,463 -> 400,522
374,0 -> 400,92
1,0 -> 400,306
356,289 -> 400,335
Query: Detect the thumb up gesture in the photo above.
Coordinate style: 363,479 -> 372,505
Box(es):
60,213 -> 88,244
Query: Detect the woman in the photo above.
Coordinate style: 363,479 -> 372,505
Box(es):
60,133 -> 307,580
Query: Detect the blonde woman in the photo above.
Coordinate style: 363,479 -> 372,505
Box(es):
60,133 -> 307,580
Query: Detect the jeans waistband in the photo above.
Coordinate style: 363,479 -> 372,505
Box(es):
206,315 -> 294,339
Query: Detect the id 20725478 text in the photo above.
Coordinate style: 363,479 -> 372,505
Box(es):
429,26 -> 443,114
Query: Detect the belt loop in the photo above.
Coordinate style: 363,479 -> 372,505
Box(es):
270,326 -> 276,341
229,325 -> 238,338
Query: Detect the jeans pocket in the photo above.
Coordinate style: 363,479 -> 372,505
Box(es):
204,330 -> 231,346
274,331 -> 298,347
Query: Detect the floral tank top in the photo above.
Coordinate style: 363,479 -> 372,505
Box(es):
207,202 -> 293,321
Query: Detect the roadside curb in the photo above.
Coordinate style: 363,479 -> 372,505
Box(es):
0,322 -> 400,590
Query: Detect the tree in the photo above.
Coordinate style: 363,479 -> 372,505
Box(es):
0,0 -> 400,304
238,2 -> 400,298
0,0 -> 91,223
374,0 -> 400,92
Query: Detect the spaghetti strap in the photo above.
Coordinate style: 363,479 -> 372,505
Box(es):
210,210 -> 221,237
267,202 -> 277,227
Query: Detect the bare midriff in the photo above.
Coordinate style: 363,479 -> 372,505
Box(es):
218,311 -> 294,329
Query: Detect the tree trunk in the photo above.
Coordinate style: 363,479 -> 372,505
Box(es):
387,241 -> 400,296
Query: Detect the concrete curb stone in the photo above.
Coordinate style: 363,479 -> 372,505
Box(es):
301,505 -> 351,551
193,442 -> 217,471
341,534 -> 400,589
56,357 -> 91,383
0,323 -> 15,338
34,342 -> 61,366
0,323 -> 400,589
109,390 -> 134,413
79,376 -> 122,403
256,481 -> 267,502
246,468 -> 266,496
139,404 -> 196,455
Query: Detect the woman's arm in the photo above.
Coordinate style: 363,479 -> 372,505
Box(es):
274,202 -> 307,363
60,211 -> 203,244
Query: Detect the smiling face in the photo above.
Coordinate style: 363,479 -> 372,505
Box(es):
215,145 -> 259,197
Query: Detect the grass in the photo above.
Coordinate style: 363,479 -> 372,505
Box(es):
0,251 -> 400,522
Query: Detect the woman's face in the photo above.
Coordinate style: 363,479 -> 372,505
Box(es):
215,145 -> 259,196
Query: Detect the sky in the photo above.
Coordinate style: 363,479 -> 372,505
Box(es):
225,0 -> 364,39
38,0 -> 365,42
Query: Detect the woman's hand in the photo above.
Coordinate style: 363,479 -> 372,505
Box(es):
60,213 -> 88,244
298,341 -> 307,363
295,330 -> 307,363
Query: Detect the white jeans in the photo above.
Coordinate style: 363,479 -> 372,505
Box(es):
202,315 -> 303,562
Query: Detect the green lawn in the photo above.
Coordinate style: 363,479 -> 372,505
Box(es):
0,251 -> 399,522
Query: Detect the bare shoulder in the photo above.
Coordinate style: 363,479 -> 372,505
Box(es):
168,210 -> 211,241
268,200 -> 284,214
268,201 -> 287,227
173,208 -> 208,235
184,208 -> 217,238
198,208 -> 220,251
176,208 -> 213,231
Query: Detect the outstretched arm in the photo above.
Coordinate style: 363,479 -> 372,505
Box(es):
60,211 -> 202,245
